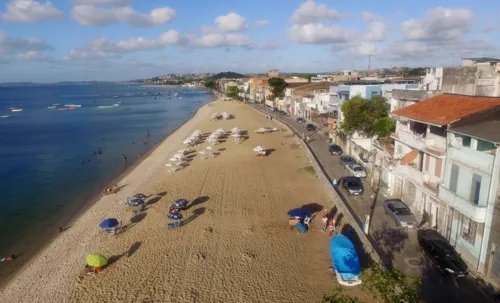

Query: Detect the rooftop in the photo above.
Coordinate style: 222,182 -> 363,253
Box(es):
391,94 -> 500,126
463,57 -> 500,63
293,82 -> 331,91
449,119 -> 500,144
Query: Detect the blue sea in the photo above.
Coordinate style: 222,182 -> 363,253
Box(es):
0,84 -> 213,274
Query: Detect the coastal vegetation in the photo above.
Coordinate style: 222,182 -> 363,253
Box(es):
211,71 -> 245,79
226,86 -> 239,99
340,96 -> 393,138
268,77 -> 288,100
323,264 -> 421,303
204,79 -> 216,89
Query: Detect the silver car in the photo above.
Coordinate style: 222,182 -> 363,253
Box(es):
347,164 -> 367,178
383,199 -> 417,228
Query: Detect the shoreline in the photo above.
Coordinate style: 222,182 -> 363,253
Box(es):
0,98 -> 214,290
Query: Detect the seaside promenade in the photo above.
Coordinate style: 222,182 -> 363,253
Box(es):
0,100 -> 365,302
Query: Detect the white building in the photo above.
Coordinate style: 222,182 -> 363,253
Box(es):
337,84 -> 382,100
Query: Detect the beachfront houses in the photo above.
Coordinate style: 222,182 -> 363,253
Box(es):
389,95 -> 500,247
437,106 -> 500,277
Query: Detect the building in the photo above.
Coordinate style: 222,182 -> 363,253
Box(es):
390,94 -> 500,236
421,58 -> 500,96
389,89 -> 441,112
268,70 -> 279,78
250,78 -> 268,103
284,77 -> 309,84
437,107 -> 500,276
336,84 -> 382,100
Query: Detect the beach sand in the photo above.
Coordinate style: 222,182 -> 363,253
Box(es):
0,100 -> 354,302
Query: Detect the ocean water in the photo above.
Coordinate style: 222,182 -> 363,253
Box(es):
0,84 -> 214,259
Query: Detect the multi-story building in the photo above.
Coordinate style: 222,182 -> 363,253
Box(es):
390,94 -> 500,229
336,84 -> 382,100
421,57 -> 500,96
437,106 -> 500,275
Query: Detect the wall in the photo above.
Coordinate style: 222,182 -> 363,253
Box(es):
441,66 -> 478,95
475,66 -> 500,96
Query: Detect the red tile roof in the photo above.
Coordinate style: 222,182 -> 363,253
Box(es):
392,94 -> 500,126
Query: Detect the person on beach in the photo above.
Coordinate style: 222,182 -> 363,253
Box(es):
122,154 -> 127,162
58,226 -> 63,233
321,216 -> 328,233
328,219 -> 336,237
323,209 -> 329,218
137,153 -> 142,159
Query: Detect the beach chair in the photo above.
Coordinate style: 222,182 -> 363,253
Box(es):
104,228 -> 113,235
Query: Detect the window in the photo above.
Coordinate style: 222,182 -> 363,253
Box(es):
461,216 -> 477,244
455,134 -> 471,147
477,140 -> 495,152
470,173 -> 482,205
429,125 -> 446,137
449,164 -> 459,193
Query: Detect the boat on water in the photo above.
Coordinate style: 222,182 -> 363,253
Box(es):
47,106 -> 56,109
113,104 -> 120,107
113,96 -> 118,98
53,103 -> 60,106
1,115 -> 10,118
65,104 -> 81,108
11,108 -> 23,112
98,105 -> 114,109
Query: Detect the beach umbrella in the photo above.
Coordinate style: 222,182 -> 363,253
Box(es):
287,208 -> 312,219
171,199 -> 188,209
99,218 -> 119,229
86,253 -> 108,267
253,146 -> 265,152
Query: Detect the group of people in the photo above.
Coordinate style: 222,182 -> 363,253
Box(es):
321,208 -> 337,236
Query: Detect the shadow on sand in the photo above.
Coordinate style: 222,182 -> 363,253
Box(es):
130,213 -> 147,224
188,196 -> 210,209
182,207 -> 205,226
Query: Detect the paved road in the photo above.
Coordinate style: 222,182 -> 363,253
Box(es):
249,103 -> 496,302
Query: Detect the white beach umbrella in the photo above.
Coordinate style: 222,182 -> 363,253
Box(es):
253,146 -> 265,152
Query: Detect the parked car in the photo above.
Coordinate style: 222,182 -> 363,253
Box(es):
306,124 -> 317,131
383,199 -> 417,228
346,163 -> 367,178
419,235 -> 468,277
340,156 -> 356,166
279,110 -> 287,115
296,117 -> 305,124
329,144 -> 343,155
341,176 -> 364,196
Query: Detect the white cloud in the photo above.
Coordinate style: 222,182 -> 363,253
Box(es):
0,31 -> 51,54
65,30 -> 181,60
256,20 -> 271,27
288,23 -> 351,44
214,12 -> 246,32
0,0 -> 64,23
362,12 -> 384,22
350,42 -> 383,56
365,21 -> 385,41
71,5 -> 176,27
289,0 -> 346,24
72,0 -> 130,5
189,33 -> 252,48
17,50 -> 50,61
402,7 -> 474,41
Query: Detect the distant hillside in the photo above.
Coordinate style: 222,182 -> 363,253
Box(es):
211,72 -> 245,79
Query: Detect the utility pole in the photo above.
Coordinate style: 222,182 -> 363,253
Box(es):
451,53 -> 456,66
368,54 -> 372,72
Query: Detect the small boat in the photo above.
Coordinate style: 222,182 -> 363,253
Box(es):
1,115 -> 10,118
113,96 -> 118,98
11,108 -> 23,112
47,106 -> 56,109
53,103 -> 60,106
8,107 -> 15,110
98,105 -> 113,109
65,104 -> 81,108
113,104 -> 120,107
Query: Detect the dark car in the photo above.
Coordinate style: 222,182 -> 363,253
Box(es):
329,144 -> 343,155
340,156 -> 356,166
341,176 -> 364,196
419,236 -> 468,277
306,124 -> 317,131
383,199 -> 417,228
279,110 -> 287,115
296,117 -> 305,124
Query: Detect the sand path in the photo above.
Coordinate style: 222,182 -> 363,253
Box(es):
1,100 -> 339,303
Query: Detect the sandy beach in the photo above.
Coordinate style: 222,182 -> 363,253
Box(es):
0,100 -> 344,303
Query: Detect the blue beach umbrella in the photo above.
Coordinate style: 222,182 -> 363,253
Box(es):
99,218 -> 119,229
171,199 -> 188,209
287,208 -> 312,219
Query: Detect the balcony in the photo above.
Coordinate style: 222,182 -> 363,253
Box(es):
438,185 -> 487,223
391,129 -> 446,157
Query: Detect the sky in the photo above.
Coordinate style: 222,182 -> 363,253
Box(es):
0,0 -> 499,82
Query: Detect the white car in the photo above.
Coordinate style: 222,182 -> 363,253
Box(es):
347,164 -> 367,178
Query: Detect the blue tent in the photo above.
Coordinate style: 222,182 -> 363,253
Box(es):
330,235 -> 361,281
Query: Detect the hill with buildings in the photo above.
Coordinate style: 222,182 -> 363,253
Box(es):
211,72 -> 245,79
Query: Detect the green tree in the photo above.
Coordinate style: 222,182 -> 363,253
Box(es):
363,264 -> 421,303
204,79 -> 216,89
340,95 -> 390,137
322,286 -> 361,303
227,86 -> 239,99
374,117 -> 394,138
268,77 -> 287,100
